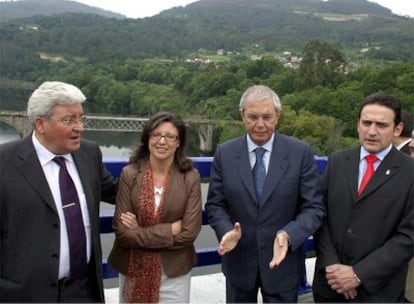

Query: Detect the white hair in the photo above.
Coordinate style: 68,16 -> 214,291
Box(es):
27,81 -> 86,125
239,85 -> 282,111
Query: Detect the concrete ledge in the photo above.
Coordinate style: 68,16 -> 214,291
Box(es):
104,258 -> 316,303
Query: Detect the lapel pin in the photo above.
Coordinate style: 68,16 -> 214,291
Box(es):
385,169 -> 391,175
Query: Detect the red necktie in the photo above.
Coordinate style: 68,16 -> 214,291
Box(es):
358,154 -> 378,195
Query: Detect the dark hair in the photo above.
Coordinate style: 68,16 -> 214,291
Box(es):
130,111 -> 193,172
400,110 -> 413,137
358,92 -> 401,126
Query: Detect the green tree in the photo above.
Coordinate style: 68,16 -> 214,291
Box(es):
279,107 -> 353,155
99,81 -> 131,115
138,63 -> 174,85
243,56 -> 284,79
297,39 -> 346,90
265,68 -> 297,96
82,73 -> 113,113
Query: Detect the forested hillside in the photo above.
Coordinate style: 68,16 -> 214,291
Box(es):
0,0 -> 125,22
1,0 -> 413,63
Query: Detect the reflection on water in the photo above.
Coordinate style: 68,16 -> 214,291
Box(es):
83,131 -> 138,159
0,122 -> 21,144
0,127 -> 203,158
83,131 -> 139,150
0,132 -> 133,159
83,129 -> 202,157
0,126 -> 136,158
0,133 -> 20,144
100,145 -> 132,160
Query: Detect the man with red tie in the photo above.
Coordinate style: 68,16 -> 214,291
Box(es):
312,92 -> 414,302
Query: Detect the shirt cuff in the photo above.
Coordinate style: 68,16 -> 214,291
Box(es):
277,230 -> 290,245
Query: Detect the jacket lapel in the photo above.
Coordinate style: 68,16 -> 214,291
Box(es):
15,136 -> 57,212
163,164 -> 179,218
261,133 -> 288,204
357,147 -> 400,199
72,145 -> 95,219
235,137 -> 258,204
344,147 -> 361,202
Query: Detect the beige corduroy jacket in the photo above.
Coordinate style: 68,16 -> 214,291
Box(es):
108,161 -> 202,277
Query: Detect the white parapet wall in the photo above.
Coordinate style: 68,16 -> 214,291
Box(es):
104,258 -> 316,303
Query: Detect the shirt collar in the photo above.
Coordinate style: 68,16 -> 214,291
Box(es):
32,132 -> 73,166
360,144 -> 392,162
396,138 -> 412,150
247,133 -> 274,153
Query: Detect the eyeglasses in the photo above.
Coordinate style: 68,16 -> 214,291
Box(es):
243,111 -> 276,123
150,132 -> 179,142
45,115 -> 86,127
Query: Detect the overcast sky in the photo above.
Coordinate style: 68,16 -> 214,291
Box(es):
68,0 -> 414,18
1,0 -> 413,18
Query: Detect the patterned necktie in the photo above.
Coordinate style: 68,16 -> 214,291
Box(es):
358,154 -> 378,195
53,156 -> 87,279
253,147 -> 266,204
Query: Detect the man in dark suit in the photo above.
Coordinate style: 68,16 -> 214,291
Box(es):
0,81 -> 118,302
393,110 -> 413,156
205,85 -> 325,303
407,131 -> 414,303
313,92 -> 414,302
392,110 -> 414,302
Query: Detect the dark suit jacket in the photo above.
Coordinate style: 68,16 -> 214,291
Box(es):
205,133 -> 325,294
313,146 -> 414,302
108,161 -> 202,277
0,136 -> 118,303
400,140 -> 412,156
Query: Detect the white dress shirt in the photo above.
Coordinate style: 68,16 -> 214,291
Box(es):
358,144 -> 392,188
247,133 -> 274,174
32,133 -> 91,279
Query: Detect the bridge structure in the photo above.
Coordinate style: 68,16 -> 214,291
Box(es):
0,111 -> 224,153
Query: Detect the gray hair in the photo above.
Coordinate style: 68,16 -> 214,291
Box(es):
239,85 -> 282,112
27,81 -> 86,125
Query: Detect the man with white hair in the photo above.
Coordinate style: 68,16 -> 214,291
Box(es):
0,81 -> 118,302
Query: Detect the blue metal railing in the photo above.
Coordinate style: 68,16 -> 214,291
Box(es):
100,156 -> 327,294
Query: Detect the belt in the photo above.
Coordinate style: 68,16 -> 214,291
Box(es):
58,277 -> 74,288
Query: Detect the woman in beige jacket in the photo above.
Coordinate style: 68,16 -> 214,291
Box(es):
108,111 -> 202,303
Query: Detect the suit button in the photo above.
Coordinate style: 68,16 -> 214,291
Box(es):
346,228 -> 353,234
52,223 -> 59,229
52,253 -> 59,259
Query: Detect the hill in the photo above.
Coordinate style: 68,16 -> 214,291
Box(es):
1,0 -> 413,156
157,0 -> 413,57
0,0 -> 413,65
0,0 -> 126,22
